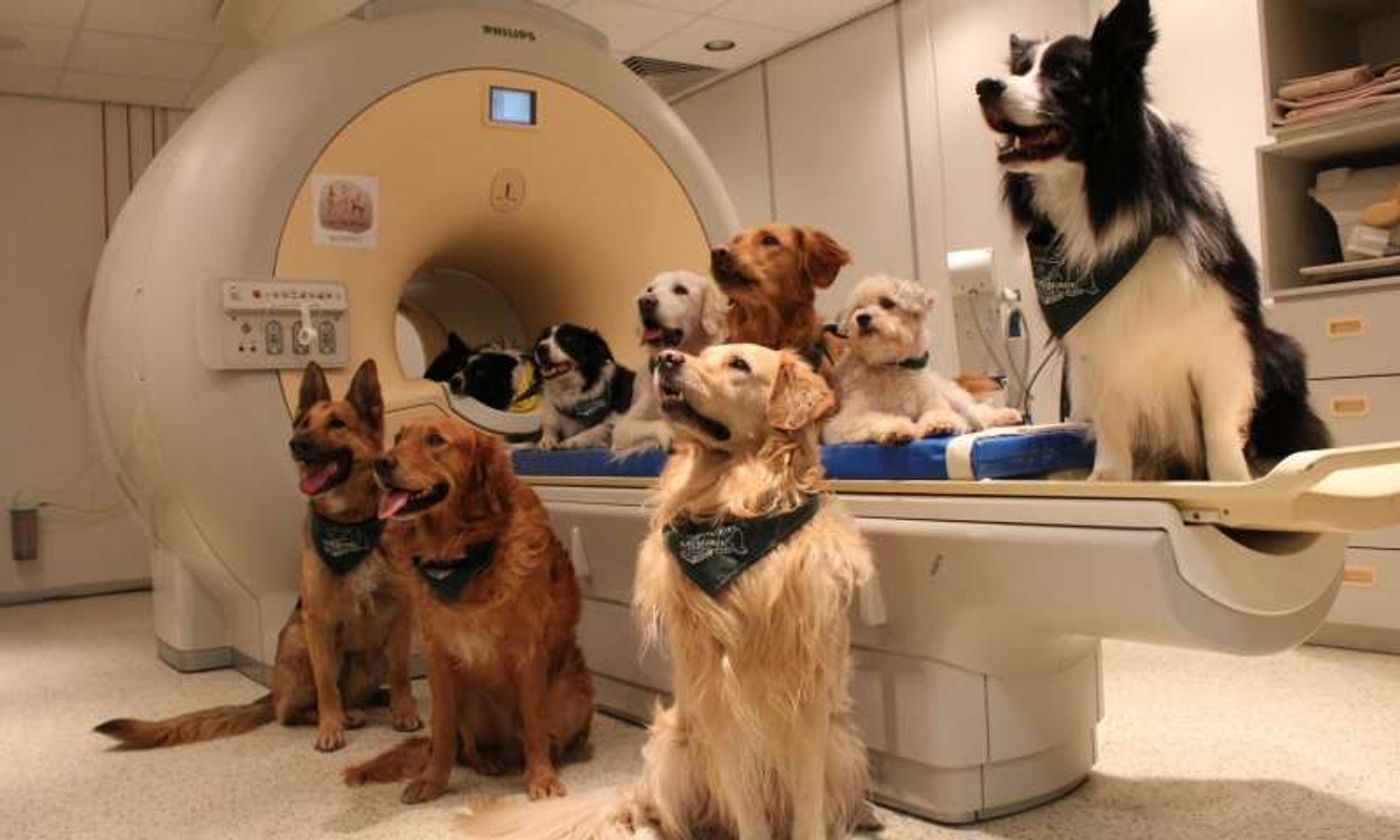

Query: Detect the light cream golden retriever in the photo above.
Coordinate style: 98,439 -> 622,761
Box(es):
459,344 -> 876,839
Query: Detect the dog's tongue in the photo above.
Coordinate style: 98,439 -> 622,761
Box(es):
642,326 -> 665,343
378,490 -> 411,520
298,462 -> 337,496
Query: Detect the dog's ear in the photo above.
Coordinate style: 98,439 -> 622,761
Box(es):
447,332 -> 468,355
296,361 -> 332,422
896,280 -> 936,313
345,359 -> 384,441
700,277 -> 730,341
766,353 -> 836,432
465,429 -> 514,519
1091,0 -> 1156,71
797,228 -> 852,290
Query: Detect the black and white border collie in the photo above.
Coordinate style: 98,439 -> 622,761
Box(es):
976,0 -> 1328,480
533,323 -> 635,449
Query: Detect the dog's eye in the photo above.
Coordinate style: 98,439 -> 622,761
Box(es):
878,297 -> 896,310
673,285 -> 689,296
426,432 -> 446,447
327,417 -> 347,430
760,233 -> 780,247
728,357 -> 751,373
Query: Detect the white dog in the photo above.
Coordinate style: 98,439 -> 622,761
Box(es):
824,275 -> 1022,445
611,270 -> 728,453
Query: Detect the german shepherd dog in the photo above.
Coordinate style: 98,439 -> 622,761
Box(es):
343,416 -> 593,803
95,360 -> 421,751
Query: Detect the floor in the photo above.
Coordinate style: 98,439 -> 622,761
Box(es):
2,592 -> 1399,840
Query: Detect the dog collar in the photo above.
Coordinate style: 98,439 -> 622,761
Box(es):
893,352 -> 930,370
412,542 -> 496,601
309,510 -> 384,576
560,394 -> 610,425
1027,221 -> 1154,338
663,495 -> 822,597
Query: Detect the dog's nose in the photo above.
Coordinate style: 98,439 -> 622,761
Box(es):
976,78 -> 1005,101
856,312 -> 873,329
289,435 -> 314,458
710,247 -> 733,273
657,350 -> 685,372
638,295 -> 658,314
373,455 -> 396,481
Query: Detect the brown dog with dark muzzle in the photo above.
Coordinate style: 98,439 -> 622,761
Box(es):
344,416 -> 593,804
95,360 -> 420,752
710,224 -> 852,367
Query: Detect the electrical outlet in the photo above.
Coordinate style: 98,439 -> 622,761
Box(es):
10,505 -> 38,561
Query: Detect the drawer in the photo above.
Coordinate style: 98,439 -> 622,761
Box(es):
1324,548 -> 1400,631
1307,377 -> 1400,548
1308,376 -> 1400,448
1269,283 -> 1400,378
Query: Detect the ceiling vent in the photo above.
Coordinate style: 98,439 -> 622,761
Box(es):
623,55 -> 721,99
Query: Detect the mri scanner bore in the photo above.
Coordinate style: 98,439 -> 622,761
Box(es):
82,0 -> 1400,829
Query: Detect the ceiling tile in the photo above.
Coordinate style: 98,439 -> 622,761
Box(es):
641,15 -> 797,69
0,21 -> 75,67
84,0 -> 226,44
0,0 -> 86,28
69,31 -> 218,81
709,0 -> 881,32
0,61 -> 60,95
198,45 -> 256,87
565,0 -> 692,53
60,70 -> 192,107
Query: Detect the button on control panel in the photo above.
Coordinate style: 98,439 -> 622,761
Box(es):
211,279 -> 350,370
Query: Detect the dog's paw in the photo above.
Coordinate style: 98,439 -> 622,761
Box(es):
343,709 -> 367,730
1087,466 -> 1129,482
555,437 -> 586,450
391,708 -> 422,732
400,775 -> 447,805
917,412 -> 969,438
983,407 -> 1023,428
314,722 -> 346,752
343,765 -> 368,787
525,770 -> 567,800
852,799 -> 885,832
861,417 -> 918,446
464,751 -> 507,777
537,436 -> 559,451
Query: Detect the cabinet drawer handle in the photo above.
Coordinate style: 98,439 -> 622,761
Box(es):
1326,315 -> 1365,338
1330,395 -> 1370,418
1342,565 -> 1375,587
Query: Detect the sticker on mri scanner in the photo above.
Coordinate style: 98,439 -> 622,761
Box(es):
312,174 -> 378,248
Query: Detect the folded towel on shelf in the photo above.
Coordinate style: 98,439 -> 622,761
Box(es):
1273,65 -> 1400,126
1277,64 -> 1375,101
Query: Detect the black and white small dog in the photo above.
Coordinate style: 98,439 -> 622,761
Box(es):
424,332 -> 537,412
976,0 -> 1329,480
533,323 -> 635,449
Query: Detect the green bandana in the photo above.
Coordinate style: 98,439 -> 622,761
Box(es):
309,510 -> 384,576
663,496 -> 822,597
412,542 -> 496,601
895,352 -> 930,370
1027,221 -> 1154,338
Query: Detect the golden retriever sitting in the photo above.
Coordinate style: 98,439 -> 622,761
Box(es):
710,224 -> 851,364
459,345 -> 876,839
344,417 -> 593,803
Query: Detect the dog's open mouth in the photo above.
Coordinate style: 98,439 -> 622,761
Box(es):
539,360 -> 575,380
296,450 -> 352,496
658,385 -> 731,442
641,316 -> 685,348
994,122 -> 1069,164
376,481 -> 449,519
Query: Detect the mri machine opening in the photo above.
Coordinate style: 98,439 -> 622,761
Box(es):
82,0 -> 1400,826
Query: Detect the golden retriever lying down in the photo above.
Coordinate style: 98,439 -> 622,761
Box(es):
459,344 -> 876,839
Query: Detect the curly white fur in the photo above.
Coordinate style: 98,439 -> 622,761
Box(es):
824,275 -> 1022,445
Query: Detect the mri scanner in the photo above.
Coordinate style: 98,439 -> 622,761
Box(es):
85,0 -> 1400,826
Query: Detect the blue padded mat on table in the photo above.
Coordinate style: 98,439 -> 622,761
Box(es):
511,424 -> 1095,481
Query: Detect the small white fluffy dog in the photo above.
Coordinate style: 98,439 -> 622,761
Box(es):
824,275 -> 1022,445
459,344 -> 875,839
611,270 -> 728,453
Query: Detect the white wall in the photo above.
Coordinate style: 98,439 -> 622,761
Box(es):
0,96 -> 188,603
